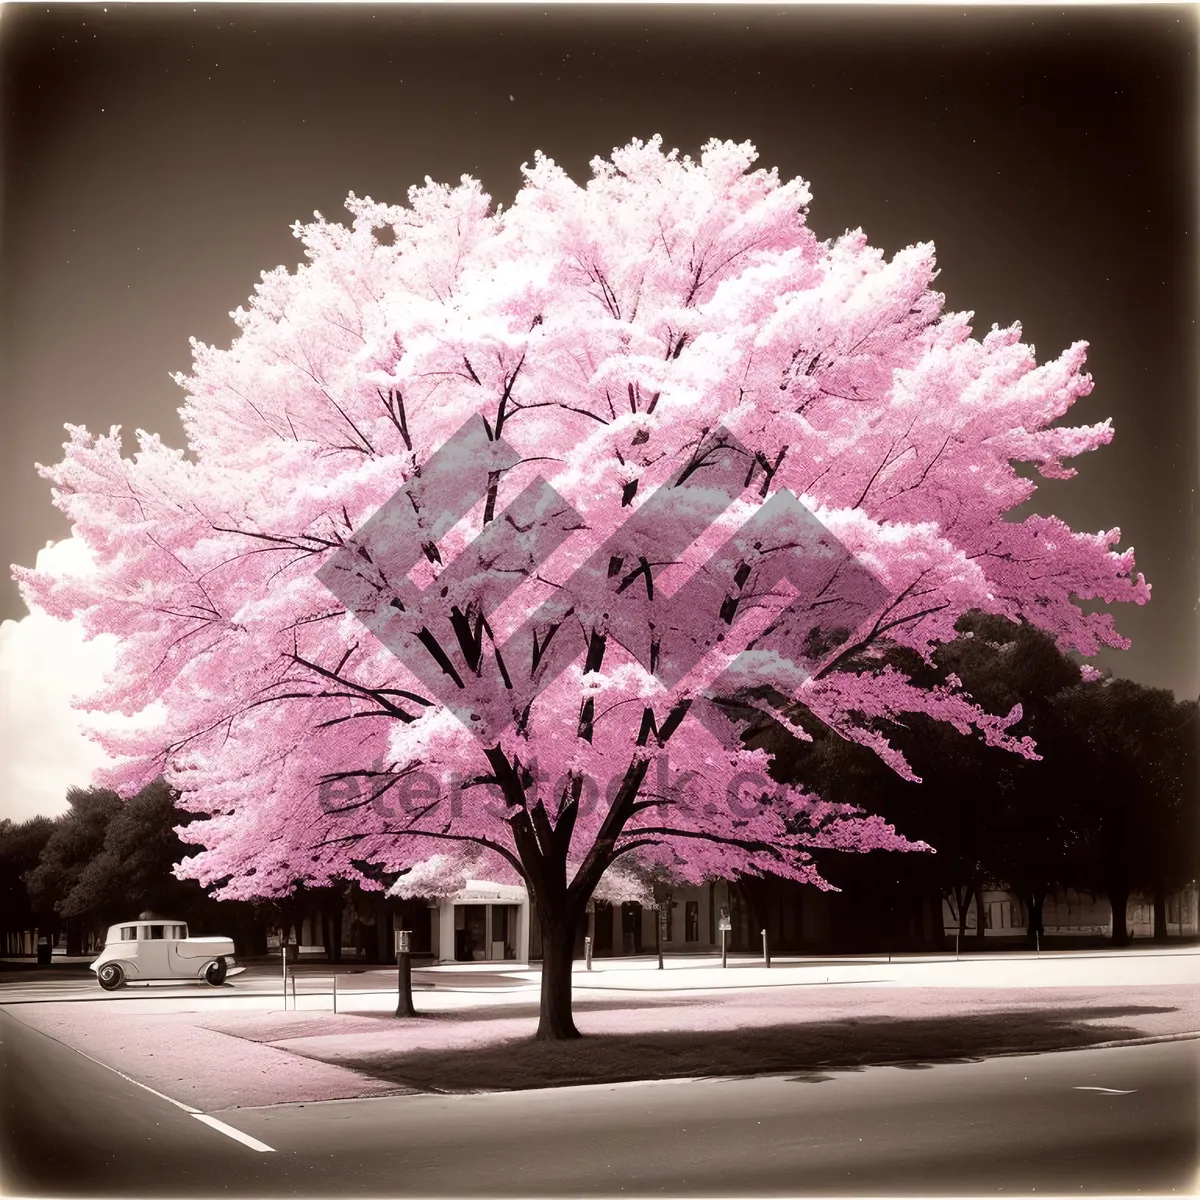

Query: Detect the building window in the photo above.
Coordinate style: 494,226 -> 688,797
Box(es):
685,901 -> 699,942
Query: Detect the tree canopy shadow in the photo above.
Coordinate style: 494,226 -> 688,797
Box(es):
318,1003 -> 1179,1093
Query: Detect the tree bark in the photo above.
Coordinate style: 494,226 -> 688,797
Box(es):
1025,890 -> 1045,950
1152,889 -> 1169,943
536,915 -> 581,1040
321,907 -> 334,963
1109,883 -> 1131,946
324,895 -> 344,964
952,884 -> 971,941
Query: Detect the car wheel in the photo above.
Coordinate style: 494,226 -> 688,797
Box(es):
97,963 -> 125,991
205,957 -> 227,986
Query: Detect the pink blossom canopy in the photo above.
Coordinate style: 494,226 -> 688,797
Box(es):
15,137 -> 1148,900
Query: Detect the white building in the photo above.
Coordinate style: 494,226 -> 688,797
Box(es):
426,879 -> 730,963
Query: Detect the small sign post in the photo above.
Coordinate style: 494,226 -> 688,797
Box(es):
718,907 -> 731,968
762,927 -> 770,968
395,928 -> 416,1017
584,935 -> 593,971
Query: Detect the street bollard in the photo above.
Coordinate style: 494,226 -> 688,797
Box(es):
395,929 -> 417,1017
332,971 -> 337,1014
657,908 -> 667,970
762,928 -> 770,968
721,928 -> 727,969
584,935 -> 592,970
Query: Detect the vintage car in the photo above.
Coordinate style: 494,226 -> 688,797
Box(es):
90,919 -> 243,990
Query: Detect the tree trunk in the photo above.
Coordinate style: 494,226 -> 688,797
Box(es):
952,884 -> 971,941
739,882 -> 764,948
1152,889 -> 1169,943
323,896 -> 344,964
537,916 -> 581,1040
321,908 -> 334,963
1109,883 -> 1131,946
1025,890 -> 1045,950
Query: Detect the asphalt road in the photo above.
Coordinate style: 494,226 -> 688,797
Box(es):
2,1008 -> 1196,1196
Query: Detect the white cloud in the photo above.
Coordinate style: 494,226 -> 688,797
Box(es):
0,539 -> 118,822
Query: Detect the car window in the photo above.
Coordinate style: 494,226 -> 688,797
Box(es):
148,925 -> 166,940
171,924 -> 187,939
120,926 -> 136,941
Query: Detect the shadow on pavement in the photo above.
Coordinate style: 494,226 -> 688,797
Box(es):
318,1004 -> 1180,1093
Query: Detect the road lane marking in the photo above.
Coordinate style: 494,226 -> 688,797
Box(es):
5,1011 -> 277,1151
191,1113 -> 276,1152
2,1009 -> 202,1113
1073,1086 -> 1137,1094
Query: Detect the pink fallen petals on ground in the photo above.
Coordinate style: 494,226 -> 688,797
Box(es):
10,983 -> 1196,1106
252,985 -> 1199,1068
6,1005 -> 405,1111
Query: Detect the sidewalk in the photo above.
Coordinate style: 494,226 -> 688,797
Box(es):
2,945 -> 1197,1007
560,946 -> 1200,992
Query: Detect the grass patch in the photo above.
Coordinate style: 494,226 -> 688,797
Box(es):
322,1005 -> 1175,1093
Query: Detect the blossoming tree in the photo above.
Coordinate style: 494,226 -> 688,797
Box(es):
16,137 -> 1148,1037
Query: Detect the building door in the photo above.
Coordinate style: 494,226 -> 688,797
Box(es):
621,902 -> 643,955
489,905 -> 517,960
456,904 -> 488,961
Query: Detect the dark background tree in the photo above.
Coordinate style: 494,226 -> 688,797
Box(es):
0,815 -> 55,950
939,615 -> 1088,950
23,785 -> 121,953
59,779 -> 197,923
745,612 -> 1194,950
20,779 -> 266,955
1054,681 -> 1199,945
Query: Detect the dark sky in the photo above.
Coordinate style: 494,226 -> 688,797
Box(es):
2,4 -> 1196,698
